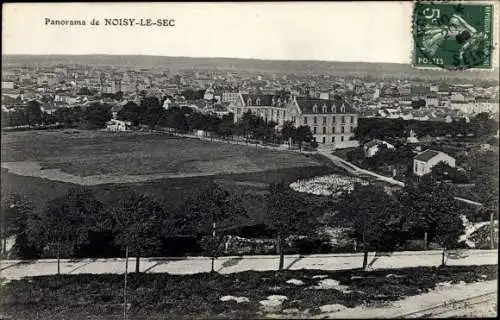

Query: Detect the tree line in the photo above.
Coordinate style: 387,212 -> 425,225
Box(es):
2,97 -> 317,149
1,175 -> 476,273
1,100 -> 113,129
355,113 -> 499,141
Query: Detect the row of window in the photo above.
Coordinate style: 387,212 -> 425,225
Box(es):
303,116 -> 355,125
311,105 -> 346,113
236,108 -> 286,118
316,135 -> 347,144
312,126 -> 352,134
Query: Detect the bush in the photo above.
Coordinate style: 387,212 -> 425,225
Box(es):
0,265 -> 496,319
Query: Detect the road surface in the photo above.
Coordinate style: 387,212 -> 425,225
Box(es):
0,249 -> 496,281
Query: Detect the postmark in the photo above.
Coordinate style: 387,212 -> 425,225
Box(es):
412,1 -> 494,70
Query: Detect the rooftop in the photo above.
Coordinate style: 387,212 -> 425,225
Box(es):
414,149 -> 441,162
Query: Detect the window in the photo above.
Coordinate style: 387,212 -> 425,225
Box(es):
313,127 -> 317,134
312,104 -> 318,113
322,127 -> 326,134
332,136 -> 335,143
332,126 -> 336,133
303,117 -> 308,125
322,136 -> 326,144
313,116 -> 317,124
332,105 -> 337,113
341,136 -> 344,142
283,110 -> 286,118
341,116 -> 345,123
322,117 -> 327,125
350,116 -> 354,124
414,163 -> 418,172
292,116 -> 296,124
322,104 -> 327,113
341,126 -> 345,133
332,116 -> 336,123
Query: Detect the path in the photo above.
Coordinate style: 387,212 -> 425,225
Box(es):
310,279 -> 497,318
0,250 -> 496,281
318,150 -> 484,206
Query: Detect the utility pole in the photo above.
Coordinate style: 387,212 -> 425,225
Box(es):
211,221 -> 216,273
490,209 -> 496,249
123,246 -> 129,320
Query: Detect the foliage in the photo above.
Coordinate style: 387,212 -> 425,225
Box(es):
82,103 -> 113,128
0,265 -> 496,319
399,176 -> 466,249
117,101 -> 142,126
29,188 -> 105,265
266,181 -> 321,270
235,111 -> 277,142
178,181 -> 248,238
111,191 -> 172,272
296,125 -> 314,150
355,114 -> 499,141
428,161 -> 470,183
24,100 -> 43,126
330,184 -> 407,253
0,194 -> 36,258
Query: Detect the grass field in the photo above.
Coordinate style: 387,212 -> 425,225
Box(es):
1,130 -> 322,180
1,129 -> 342,224
0,265 -> 496,319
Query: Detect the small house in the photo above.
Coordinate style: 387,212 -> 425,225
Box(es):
363,139 -> 395,158
106,119 -> 131,132
413,149 -> 455,176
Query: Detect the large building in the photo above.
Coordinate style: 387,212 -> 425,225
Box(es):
227,93 -> 358,147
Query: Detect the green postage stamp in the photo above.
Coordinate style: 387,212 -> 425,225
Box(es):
413,1 -> 494,70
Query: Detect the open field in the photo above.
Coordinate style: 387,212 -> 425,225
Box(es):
1,130 -> 323,182
1,130 -> 341,224
0,265 -> 496,319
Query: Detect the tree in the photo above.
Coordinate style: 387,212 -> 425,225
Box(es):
399,176 -> 466,265
24,100 -> 43,126
0,194 -> 33,257
55,107 -> 76,127
178,181 -> 248,273
30,188 -> 104,274
217,113 -> 235,138
470,112 -> 499,138
117,101 -> 142,126
266,182 -> 319,271
329,184 -> 407,269
182,88 -> 195,100
78,87 -> 92,96
281,121 -> 296,146
295,126 -> 313,151
83,103 -> 112,128
139,96 -> 165,128
429,161 -> 469,184
111,191 -> 168,273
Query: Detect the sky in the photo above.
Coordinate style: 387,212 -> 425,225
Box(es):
1,2 -> 497,65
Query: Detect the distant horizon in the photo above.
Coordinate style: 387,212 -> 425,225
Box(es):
1,53 -> 410,65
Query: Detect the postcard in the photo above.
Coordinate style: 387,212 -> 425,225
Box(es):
1,2 -> 498,319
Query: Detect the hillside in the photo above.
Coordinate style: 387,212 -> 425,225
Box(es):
2,54 -> 498,81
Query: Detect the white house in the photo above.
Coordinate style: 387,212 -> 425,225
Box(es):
363,139 -> 395,158
413,149 -> 456,176
106,119 -> 131,132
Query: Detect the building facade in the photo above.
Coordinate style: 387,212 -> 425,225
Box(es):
228,93 -> 358,147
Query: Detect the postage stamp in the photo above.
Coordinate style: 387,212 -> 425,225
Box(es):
412,1 -> 494,70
